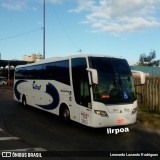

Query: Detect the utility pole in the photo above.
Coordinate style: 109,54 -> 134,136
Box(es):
8,61 -> 10,84
43,0 -> 46,59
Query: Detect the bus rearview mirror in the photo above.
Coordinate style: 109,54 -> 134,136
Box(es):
86,68 -> 98,85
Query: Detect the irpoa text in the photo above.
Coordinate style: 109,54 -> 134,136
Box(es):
107,127 -> 129,134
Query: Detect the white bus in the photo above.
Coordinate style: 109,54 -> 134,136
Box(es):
14,54 -> 144,128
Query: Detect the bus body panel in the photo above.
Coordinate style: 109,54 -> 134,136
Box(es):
14,79 -> 71,116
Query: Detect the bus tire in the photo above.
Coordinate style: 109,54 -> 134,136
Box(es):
60,105 -> 70,121
22,95 -> 27,107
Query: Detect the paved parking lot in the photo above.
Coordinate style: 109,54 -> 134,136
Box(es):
0,86 -> 160,159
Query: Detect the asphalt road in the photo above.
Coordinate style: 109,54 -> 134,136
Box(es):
0,86 -> 160,159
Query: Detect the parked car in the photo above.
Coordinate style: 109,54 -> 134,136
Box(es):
0,77 -> 7,85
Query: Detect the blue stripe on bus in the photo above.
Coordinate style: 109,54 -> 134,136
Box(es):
37,83 -> 60,110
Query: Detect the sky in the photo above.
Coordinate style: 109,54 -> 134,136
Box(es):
0,0 -> 160,64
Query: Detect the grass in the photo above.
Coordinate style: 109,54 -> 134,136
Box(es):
137,108 -> 160,129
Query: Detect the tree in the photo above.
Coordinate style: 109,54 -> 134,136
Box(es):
139,50 -> 156,66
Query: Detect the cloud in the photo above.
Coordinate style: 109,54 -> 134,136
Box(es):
0,0 -> 66,12
1,0 -> 160,34
69,0 -> 96,13
70,0 -> 160,34
1,0 -> 28,11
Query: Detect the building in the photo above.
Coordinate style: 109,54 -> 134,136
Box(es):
131,66 -> 160,76
23,53 -> 43,62
0,60 -> 32,85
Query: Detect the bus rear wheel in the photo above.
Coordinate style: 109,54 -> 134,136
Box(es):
22,95 -> 27,106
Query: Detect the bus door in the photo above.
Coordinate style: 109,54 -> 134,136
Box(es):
71,58 -> 92,126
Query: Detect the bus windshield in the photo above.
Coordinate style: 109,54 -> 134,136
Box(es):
89,57 -> 136,104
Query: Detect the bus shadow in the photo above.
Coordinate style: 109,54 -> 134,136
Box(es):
16,102 -> 132,137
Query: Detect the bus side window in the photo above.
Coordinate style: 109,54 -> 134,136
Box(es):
44,62 -> 56,79
71,58 -> 91,107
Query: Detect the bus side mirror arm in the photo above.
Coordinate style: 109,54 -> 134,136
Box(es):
86,68 -> 98,85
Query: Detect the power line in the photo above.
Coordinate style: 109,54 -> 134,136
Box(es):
52,7 -> 82,52
0,27 -> 42,41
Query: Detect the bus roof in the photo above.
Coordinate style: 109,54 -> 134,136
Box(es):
15,54 -> 124,69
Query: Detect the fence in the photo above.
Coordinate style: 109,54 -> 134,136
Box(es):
134,76 -> 160,112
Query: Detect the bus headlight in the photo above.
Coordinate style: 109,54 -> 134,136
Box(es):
94,110 -> 108,117
132,108 -> 137,114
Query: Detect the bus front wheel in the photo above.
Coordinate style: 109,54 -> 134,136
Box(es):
60,105 -> 70,121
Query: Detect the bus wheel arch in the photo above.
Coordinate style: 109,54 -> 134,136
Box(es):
59,104 -> 70,121
22,95 -> 27,106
